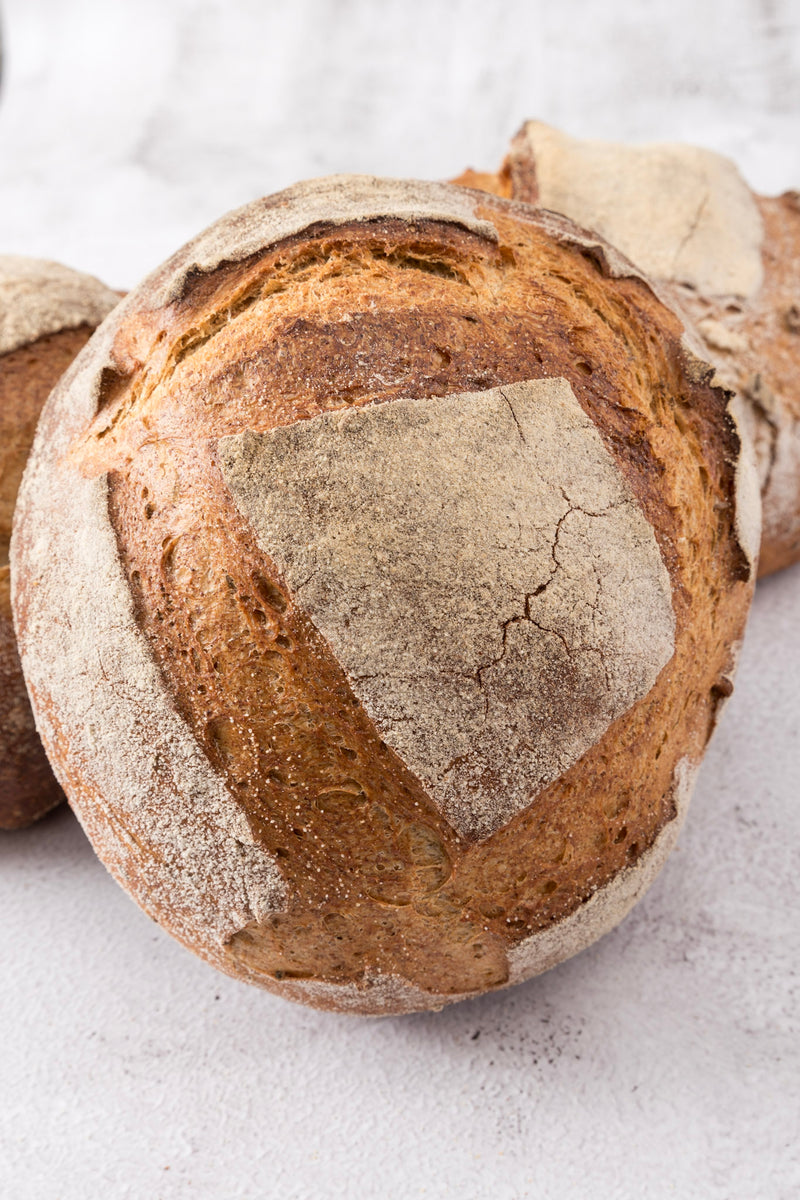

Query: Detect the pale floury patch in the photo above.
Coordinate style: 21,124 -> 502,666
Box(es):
519,121 -> 764,299
220,378 -> 676,840
0,256 -> 119,356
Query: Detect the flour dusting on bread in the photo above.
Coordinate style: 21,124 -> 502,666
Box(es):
515,121 -> 764,298
0,256 -> 120,357
221,378 -> 675,839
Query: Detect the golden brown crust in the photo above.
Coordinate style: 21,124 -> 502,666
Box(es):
0,570 -> 63,828
449,166 -> 513,199
1,327 -> 96,569
0,326 -> 96,828
47,192 -> 751,1002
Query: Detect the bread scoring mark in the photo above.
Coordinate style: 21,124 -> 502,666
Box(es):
519,122 -> 764,299
0,256 -> 119,357
11,316 -> 287,945
147,175 -> 499,309
219,377 -> 676,841
78,224 -> 491,476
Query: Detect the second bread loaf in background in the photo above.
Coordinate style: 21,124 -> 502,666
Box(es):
0,257 -> 119,828
455,122 -> 800,577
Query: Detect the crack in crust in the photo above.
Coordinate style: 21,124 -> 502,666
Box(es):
219,379 -> 675,840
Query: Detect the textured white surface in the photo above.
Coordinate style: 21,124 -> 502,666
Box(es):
1,0 -> 799,291
1,2 -> 799,1197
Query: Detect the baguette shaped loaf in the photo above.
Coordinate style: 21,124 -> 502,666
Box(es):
12,178 -> 757,1012
455,123 -> 800,577
0,257 -> 119,828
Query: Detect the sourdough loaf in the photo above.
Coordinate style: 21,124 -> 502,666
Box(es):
12,177 -> 757,1012
454,122 -> 800,576
0,257 -> 119,828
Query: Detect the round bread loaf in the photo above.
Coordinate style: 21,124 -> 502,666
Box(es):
12,177 -> 757,1013
455,122 -> 800,577
0,256 -> 119,829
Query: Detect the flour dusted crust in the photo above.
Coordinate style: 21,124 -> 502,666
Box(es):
0,256 -> 120,357
482,122 -> 800,577
13,177 -> 755,1011
144,175 -> 498,310
238,756 -> 698,1016
1,258 -> 119,829
507,756 -> 696,983
220,379 -> 675,840
509,123 -> 764,299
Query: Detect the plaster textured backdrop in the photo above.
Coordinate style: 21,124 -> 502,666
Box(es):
0,2 -> 799,1197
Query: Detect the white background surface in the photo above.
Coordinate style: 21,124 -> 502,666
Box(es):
1,2 -> 799,1197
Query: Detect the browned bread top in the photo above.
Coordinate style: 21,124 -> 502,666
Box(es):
1,257 -> 119,829
13,178 -> 757,1010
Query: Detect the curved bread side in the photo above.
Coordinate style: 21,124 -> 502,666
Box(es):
11,318 -> 285,942
269,757 -> 697,1015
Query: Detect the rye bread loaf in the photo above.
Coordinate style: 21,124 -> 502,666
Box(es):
12,177 -> 758,1013
0,257 -> 119,829
454,122 -> 800,576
